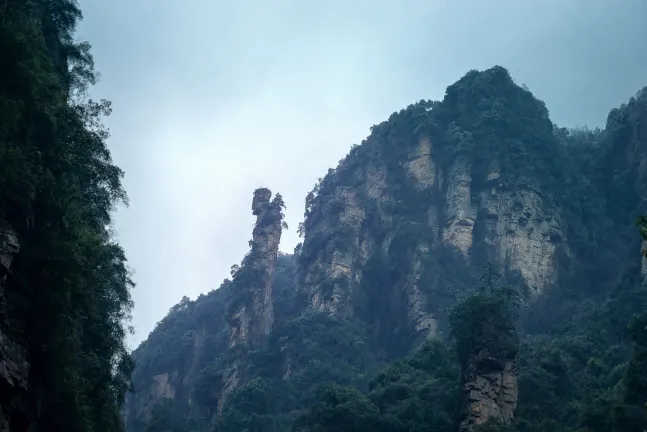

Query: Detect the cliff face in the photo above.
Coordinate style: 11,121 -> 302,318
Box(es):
0,224 -> 34,432
126,68 -> 647,432
220,188 -> 285,411
125,189 -> 286,428
124,288 -> 232,430
228,188 -> 283,348
459,352 -> 518,431
297,67 -> 567,358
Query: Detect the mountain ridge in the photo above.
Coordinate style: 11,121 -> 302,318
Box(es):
125,66 -> 647,432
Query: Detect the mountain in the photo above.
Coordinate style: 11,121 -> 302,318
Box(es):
126,67 -> 647,432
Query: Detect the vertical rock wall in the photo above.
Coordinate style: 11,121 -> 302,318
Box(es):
298,125 -> 566,354
0,223 -> 37,432
229,188 -> 283,348
221,188 -> 284,411
458,349 -> 518,431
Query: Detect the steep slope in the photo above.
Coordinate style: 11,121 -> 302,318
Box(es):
1,1 -> 134,431
0,224 -> 34,431
220,189 -> 286,411
449,265 -> 521,431
127,67 -> 647,432
596,88 -> 647,269
228,188 -> 285,348
297,67 -> 571,357
125,189 -> 289,429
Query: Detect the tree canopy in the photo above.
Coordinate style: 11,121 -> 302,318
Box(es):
1,0 -> 134,430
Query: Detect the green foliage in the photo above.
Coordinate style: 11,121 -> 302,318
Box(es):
450,263 -> 522,366
1,0 -> 133,430
146,399 -> 192,432
182,312 -> 378,431
290,71 -> 647,432
225,196 -> 287,326
624,312 -> 647,407
295,340 -> 459,432
502,217 -> 647,432
356,239 -> 474,357
215,379 -> 286,432
135,252 -> 376,432
272,253 -> 299,322
294,384 -> 388,432
368,340 -> 459,432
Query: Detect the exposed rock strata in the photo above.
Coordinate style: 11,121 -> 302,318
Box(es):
221,188 -> 284,410
477,182 -> 563,295
458,349 -> 518,431
404,135 -> 436,188
123,189 -> 286,425
229,187 -> 283,347
299,130 -> 566,351
443,152 -> 477,256
405,244 -> 437,339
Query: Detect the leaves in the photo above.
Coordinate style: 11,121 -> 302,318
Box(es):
1,1 -> 133,431
450,262 -> 521,366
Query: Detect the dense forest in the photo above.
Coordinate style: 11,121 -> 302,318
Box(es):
1,1 -> 133,431
3,1 -> 647,432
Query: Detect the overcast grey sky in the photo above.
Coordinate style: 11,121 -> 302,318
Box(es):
76,0 -> 647,348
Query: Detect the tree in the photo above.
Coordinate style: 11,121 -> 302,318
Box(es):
610,216 -> 647,430
449,263 -> 522,366
1,1 -> 134,430
294,384 -> 390,432
146,399 -> 189,432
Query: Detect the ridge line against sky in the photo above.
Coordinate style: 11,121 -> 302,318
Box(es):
76,0 -> 647,348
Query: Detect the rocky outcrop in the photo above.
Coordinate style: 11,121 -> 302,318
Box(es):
476,172 -> 564,296
458,349 -> 518,431
299,136 -> 443,343
221,188 -> 285,410
0,223 -> 37,432
293,68 -> 574,354
442,150 -> 477,256
403,244 -> 438,339
130,373 -> 176,423
299,119 -> 566,355
404,135 -> 436,189
228,188 -> 284,347
122,189 -> 287,428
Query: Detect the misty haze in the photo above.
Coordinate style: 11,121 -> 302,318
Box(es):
1,1 -> 647,431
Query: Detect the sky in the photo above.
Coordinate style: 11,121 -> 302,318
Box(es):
76,0 -> 647,349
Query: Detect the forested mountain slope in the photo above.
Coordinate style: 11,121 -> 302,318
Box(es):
3,1 -> 647,431
128,66 -> 647,432
1,1 -> 133,431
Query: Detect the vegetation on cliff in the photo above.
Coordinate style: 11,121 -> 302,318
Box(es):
6,0 -> 647,431
134,66 -> 647,432
1,0 -> 133,431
